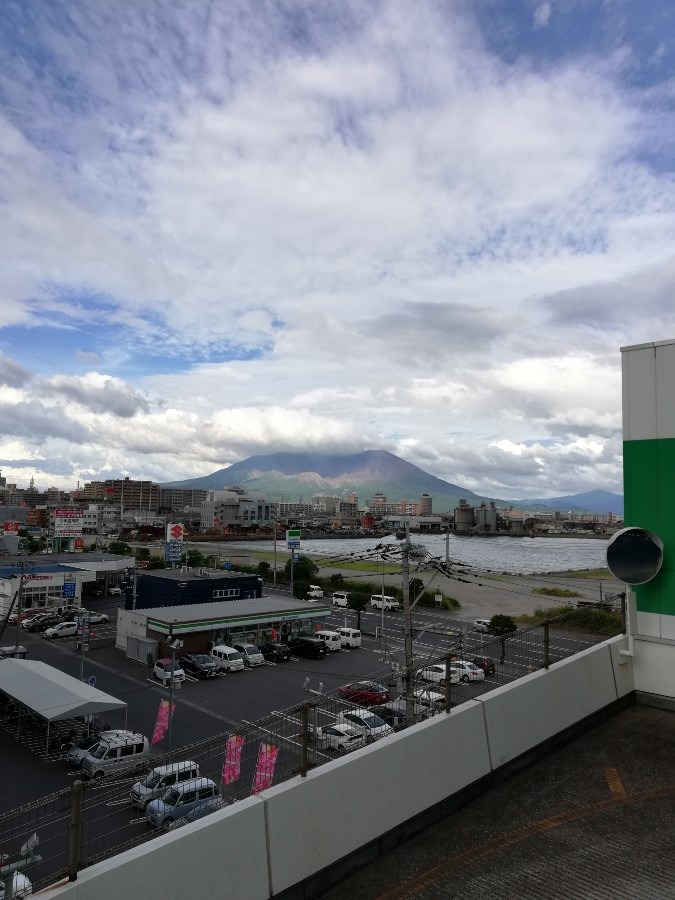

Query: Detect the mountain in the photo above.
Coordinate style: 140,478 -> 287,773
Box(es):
161,450 -> 496,512
162,451 -> 623,515
512,490 -> 624,516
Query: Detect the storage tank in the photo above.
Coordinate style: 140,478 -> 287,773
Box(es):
453,500 -> 474,534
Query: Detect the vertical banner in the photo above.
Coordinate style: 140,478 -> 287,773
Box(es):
251,743 -> 280,795
221,735 -> 245,785
151,699 -> 175,745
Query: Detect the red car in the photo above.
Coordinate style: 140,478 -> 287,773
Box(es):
338,681 -> 391,706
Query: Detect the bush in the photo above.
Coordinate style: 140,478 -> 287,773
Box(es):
532,587 -> 581,598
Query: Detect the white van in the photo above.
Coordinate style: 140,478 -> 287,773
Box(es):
308,585 -> 324,599
81,731 -> 150,779
332,591 -> 350,607
130,761 -> 200,810
146,777 -> 219,828
370,594 -> 400,610
316,630 -> 342,652
210,645 -> 245,672
336,627 -> 361,649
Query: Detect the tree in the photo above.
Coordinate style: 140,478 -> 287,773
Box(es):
489,615 -> 517,636
347,593 -> 369,629
257,561 -> 271,580
283,555 -> 319,582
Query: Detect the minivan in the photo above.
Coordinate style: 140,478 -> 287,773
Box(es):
232,643 -> 265,667
370,595 -> 400,611
316,630 -> 342,652
81,732 -> 150,779
210,645 -> 245,672
130,761 -> 200,810
336,627 -> 361,649
307,585 -> 324,599
146,777 -> 219,827
332,591 -> 349,607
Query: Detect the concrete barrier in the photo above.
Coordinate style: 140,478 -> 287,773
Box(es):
48,636 -> 631,899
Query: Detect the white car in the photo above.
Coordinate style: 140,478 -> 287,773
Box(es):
0,871 -> 31,897
452,660 -> 486,683
332,591 -> 350,607
335,710 -> 394,743
312,724 -> 367,754
413,688 -> 446,709
473,619 -> 491,634
307,585 -> 324,599
153,658 -> 186,684
419,663 -> 460,685
43,621 -> 79,640
86,612 -> 109,624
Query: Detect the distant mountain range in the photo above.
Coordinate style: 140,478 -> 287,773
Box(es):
162,450 -> 624,516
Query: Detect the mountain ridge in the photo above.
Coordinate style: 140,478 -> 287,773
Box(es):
161,450 -> 623,515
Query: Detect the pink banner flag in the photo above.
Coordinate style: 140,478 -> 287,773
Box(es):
151,699 -> 175,745
221,735 -> 245,785
251,743 -> 280,795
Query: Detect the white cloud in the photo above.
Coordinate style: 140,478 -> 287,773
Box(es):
0,1 -> 672,497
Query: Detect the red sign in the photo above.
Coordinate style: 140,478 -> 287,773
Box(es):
167,523 -> 185,541
74,538 -> 84,548
2,522 -> 19,534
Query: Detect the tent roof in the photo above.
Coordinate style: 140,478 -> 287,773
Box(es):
0,659 -> 126,722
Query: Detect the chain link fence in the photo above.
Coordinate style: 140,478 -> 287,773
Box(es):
0,608 -> 623,893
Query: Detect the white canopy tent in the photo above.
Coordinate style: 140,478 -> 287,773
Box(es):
0,659 -> 127,756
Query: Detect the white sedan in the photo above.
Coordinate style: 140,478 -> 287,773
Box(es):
312,724 -> 367,754
86,612 -> 109,624
452,661 -> 486,683
335,710 -> 394,743
419,663 -> 460,685
413,688 -> 446,709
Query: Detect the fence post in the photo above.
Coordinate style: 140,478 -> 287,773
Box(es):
68,780 -> 84,881
543,621 -> 550,670
444,653 -> 453,713
300,703 -> 310,777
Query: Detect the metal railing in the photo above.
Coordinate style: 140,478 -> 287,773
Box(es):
0,608 -> 623,892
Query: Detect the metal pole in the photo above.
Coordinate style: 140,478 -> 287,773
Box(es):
132,568 -> 137,611
290,552 -> 294,598
78,614 -> 88,681
444,652 -> 453,713
543,620 -> 550,670
401,527 -> 415,723
168,633 -> 175,752
273,512 -> 277,588
300,703 -> 310,776
445,525 -> 449,564
67,780 -> 84,881
14,565 -> 25,651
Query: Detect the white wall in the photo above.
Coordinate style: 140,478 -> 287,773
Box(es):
48,636 -> 632,900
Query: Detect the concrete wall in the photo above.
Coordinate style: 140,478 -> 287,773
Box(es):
48,636 -> 632,900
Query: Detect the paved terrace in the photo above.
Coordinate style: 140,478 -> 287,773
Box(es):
318,702 -> 675,900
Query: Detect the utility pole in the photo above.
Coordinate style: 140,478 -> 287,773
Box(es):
131,568 -> 138,612
78,612 -> 90,681
400,525 -> 415,723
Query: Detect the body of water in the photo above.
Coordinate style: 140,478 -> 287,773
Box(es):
219,534 -> 609,575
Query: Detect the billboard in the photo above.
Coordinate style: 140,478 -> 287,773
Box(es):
54,508 -> 84,537
2,522 -> 19,534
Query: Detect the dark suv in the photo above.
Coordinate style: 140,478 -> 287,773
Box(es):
472,656 -> 496,676
289,637 -> 327,659
27,614 -> 63,633
180,653 -> 220,678
260,642 -> 292,662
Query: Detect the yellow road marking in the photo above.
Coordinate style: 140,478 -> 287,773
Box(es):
375,780 -> 675,900
604,766 -> 627,798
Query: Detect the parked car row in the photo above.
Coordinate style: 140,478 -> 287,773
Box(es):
418,657 -> 495,685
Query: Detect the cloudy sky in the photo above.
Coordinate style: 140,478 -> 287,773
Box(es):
1,0 -> 674,500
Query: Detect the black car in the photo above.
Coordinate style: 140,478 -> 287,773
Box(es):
472,656 -> 496,676
27,614 -> 63,633
370,703 -> 408,728
260,642 -> 292,662
288,637 -> 327,659
180,653 -> 220,678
